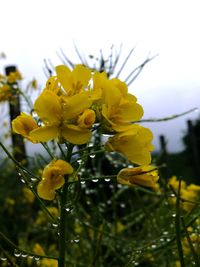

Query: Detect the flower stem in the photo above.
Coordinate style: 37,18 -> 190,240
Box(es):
58,181 -> 69,267
58,144 -> 73,267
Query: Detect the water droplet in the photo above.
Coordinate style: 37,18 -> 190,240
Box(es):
163,231 -> 168,235
18,172 -> 22,176
80,181 -> 85,184
151,244 -> 157,249
77,159 -> 82,164
120,203 -> 126,208
52,223 -> 58,228
1,257 -> 7,261
74,239 -> 80,243
92,179 -> 98,183
160,238 -> 164,242
172,213 -> 176,218
107,200 -> 111,205
31,177 -> 37,182
65,206 -> 73,213
170,193 -> 175,197
29,255 -> 34,259
21,253 -> 28,258
104,178 -> 110,182
14,249 -> 21,257
34,256 -> 40,261
21,179 -> 25,183
90,154 -> 95,158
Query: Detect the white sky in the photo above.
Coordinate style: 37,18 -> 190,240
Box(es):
0,0 -> 200,152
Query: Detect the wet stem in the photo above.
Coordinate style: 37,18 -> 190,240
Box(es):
58,180 -> 69,267
58,144 -> 73,267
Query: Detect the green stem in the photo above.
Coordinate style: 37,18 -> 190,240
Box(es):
41,142 -> 55,159
58,144 -> 73,267
17,88 -> 33,109
0,141 -> 35,177
175,179 -> 185,267
58,182 -> 69,267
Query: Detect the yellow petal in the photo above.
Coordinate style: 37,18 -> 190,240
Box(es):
72,64 -> 91,92
30,125 -> 59,142
12,112 -> 39,143
37,180 -> 56,201
78,109 -> 96,128
106,125 -> 154,165
62,94 -> 91,120
56,65 -> 72,93
117,166 -> 159,189
54,159 -> 73,175
119,102 -> 144,121
62,124 -> 91,144
34,91 -> 62,123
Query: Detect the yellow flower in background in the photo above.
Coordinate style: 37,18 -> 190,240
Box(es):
12,112 -> 39,143
33,243 -> 58,267
181,226 -> 200,256
0,84 -> 13,102
106,124 -> 154,165
56,64 -> 91,96
37,159 -> 73,200
117,165 -> 159,189
35,207 -> 59,225
168,176 -> 200,211
7,70 -> 22,83
30,90 -> 93,144
22,187 -> 35,204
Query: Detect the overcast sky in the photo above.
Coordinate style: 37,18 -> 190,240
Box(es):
0,0 -> 199,152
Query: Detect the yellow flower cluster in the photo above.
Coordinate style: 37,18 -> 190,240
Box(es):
0,70 -> 22,102
182,226 -> 200,255
168,176 -> 200,211
11,64 -> 155,200
7,70 -> 22,84
12,64 -> 154,165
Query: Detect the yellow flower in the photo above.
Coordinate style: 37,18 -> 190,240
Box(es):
0,84 -> 13,102
30,90 -> 93,144
168,176 -> 200,211
7,70 -> 22,83
106,125 -> 154,165
56,64 -> 91,96
35,207 -> 59,225
33,243 -> 45,255
92,71 -> 143,132
37,159 -> 73,200
117,165 -> 159,189
40,258 -> 58,267
33,243 -> 58,267
77,109 -> 96,128
22,187 -> 35,204
101,79 -> 143,132
12,112 -> 39,143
